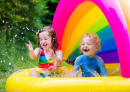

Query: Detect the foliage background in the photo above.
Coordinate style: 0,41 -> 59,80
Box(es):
0,0 -> 59,91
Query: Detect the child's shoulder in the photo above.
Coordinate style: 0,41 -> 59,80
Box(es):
74,55 -> 85,62
94,55 -> 103,62
76,55 -> 85,59
55,49 -> 63,54
35,47 -> 43,53
35,47 -> 42,50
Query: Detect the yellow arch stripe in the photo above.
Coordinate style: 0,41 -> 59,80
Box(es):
63,6 -> 104,60
71,16 -> 109,54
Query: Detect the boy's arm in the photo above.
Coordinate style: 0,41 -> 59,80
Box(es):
96,56 -> 108,76
74,56 -> 81,72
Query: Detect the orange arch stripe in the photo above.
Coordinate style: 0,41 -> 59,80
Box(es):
61,1 -> 96,57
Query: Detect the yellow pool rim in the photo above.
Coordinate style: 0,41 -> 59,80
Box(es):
5,63 -> 130,92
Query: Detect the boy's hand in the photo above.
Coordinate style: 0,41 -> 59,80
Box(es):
26,41 -> 33,51
49,49 -> 55,58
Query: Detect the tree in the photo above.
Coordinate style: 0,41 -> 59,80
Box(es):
0,0 -> 59,72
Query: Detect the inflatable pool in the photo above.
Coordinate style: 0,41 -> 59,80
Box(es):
6,63 -> 130,92
6,0 -> 130,91
52,0 -> 130,78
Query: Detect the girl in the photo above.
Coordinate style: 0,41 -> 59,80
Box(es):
26,26 -> 63,77
74,33 -> 108,77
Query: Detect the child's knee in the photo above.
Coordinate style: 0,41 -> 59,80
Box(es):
30,70 -> 40,77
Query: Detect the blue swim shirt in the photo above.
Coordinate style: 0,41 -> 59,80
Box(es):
74,55 -> 108,77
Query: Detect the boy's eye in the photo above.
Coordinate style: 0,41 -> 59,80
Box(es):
44,37 -> 48,40
81,43 -> 85,45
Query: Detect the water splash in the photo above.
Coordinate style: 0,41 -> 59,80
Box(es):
53,67 -> 69,78
25,61 -> 38,68
63,69 -> 82,78
87,69 -> 101,77
109,66 -> 121,76
38,66 -> 79,78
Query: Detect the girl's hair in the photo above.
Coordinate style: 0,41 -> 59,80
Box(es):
81,33 -> 101,52
37,26 -> 58,51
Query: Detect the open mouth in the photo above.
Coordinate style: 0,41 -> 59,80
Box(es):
43,43 -> 47,47
84,49 -> 89,52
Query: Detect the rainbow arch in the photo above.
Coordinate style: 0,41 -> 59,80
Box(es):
52,0 -> 130,78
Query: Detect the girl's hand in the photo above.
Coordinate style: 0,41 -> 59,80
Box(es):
64,70 -> 77,78
26,41 -> 33,51
47,65 -> 57,72
49,49 -> 55,58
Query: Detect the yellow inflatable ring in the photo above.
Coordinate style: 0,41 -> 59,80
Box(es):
5,63 -> 130,92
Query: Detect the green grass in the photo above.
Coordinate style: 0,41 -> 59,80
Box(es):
0,48 -> 70,91
61,61 -> 71,66
0,48 -> 38,91
0,79 -> 6,92
0,40 -> 71,91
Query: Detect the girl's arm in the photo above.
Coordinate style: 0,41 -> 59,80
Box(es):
29,48 -> 41,59
26,41 -> 41,59
55,50 -> 63,66
49,49 -> 63,66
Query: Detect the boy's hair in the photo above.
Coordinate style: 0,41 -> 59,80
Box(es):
37,26 -> 58,51
81,33 -> 101,52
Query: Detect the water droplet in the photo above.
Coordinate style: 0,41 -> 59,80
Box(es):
15,34 -> 17,37
26,27 -> 29,30
21,56 -> 23,60
2,20 -> 4,23
9,62 -> 11,65
9,77 -> 11,80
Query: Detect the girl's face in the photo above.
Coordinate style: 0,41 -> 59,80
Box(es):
80,36 -> 98,56
39,31 -> 52,51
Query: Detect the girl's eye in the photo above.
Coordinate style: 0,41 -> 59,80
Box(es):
40,39 -> 43,41
87,43 -> 91,45
40,38 -> 47,41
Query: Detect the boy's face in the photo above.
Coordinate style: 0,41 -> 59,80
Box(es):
39,31 -> 52,51
80,36 -> 98,56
